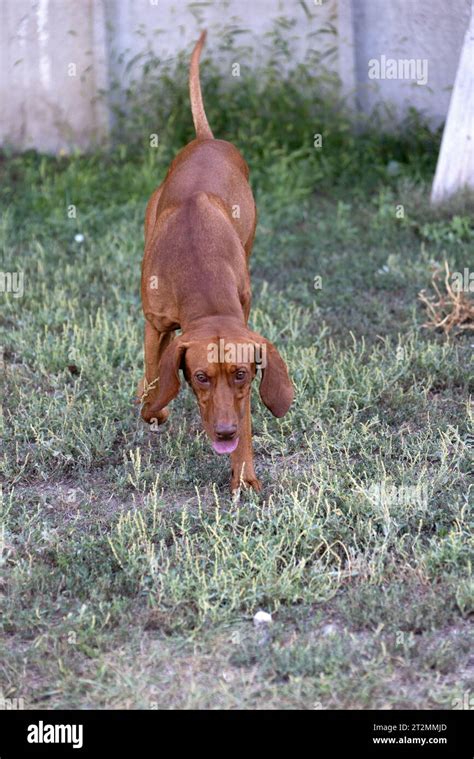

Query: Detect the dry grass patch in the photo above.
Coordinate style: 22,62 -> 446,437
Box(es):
419,261 -> 474,335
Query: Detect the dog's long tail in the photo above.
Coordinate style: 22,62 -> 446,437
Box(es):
189,30 -> 213,140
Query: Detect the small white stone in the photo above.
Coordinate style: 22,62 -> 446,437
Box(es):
386,160 -> 401,176
253,610 -> 272,626
74,233 -> 85,243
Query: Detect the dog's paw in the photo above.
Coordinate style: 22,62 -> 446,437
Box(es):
231,475 -> 262,497
141,404 -> 169,427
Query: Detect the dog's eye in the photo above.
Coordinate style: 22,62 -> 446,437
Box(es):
195,372 -> 209,384
235,369 -> 246,381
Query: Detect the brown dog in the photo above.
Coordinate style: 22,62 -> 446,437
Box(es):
138,31 -> 294,493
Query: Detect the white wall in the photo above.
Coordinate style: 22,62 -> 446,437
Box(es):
0,0 -> 470,153
0,0 -> 110,152
352,0 -> 470,124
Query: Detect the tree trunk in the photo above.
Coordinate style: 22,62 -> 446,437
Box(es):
431,0 -> 474,205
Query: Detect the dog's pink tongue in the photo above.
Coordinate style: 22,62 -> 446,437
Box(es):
212,438 -> 239,455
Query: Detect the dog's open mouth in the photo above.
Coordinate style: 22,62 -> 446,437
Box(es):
212,438 -> 239,455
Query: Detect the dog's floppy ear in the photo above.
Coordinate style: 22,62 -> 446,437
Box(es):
256,338 -> 294,418
143,336 -> 189,420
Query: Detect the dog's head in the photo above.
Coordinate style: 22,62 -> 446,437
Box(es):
142,329 -> 293,453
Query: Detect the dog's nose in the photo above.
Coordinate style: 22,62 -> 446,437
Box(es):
215,423 -> 237,440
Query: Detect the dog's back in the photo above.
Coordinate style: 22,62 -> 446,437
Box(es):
149,32 -> 256,256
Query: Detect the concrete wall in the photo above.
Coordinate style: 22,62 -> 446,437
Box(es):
352,0 -> 471,124
0,0 -> 471,153
0,0 -> 110,152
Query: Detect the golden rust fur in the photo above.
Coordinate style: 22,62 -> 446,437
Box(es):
138,31 -> 293,492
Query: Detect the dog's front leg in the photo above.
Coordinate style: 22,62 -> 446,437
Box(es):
138,321 -> 174,425
230,394 -> 262,494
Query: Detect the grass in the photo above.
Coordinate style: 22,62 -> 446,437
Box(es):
0,38 -> 473,709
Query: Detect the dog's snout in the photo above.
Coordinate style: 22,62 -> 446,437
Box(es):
214,423 -> 237,440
